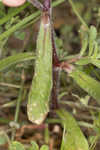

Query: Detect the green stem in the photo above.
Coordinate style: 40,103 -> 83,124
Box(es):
14,80 -> 24,122
68,0 -> 88,29
11,70 -> 25,141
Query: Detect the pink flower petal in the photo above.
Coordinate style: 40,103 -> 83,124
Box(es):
2,0 -> 26,7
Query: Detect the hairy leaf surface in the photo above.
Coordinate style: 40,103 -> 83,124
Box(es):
57,109 -> 89,150
70,70 -> 100,104
27,12 -> 52,124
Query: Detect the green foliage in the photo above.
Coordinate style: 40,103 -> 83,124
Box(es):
0,2 -> 5,18
0,132 -> 8,145
76,58 -> 100,68
79,25 -> 98,57
9,141 -> 48,150
73,24 -> 100,105
40,145 -> 49,150
89,26 -> 97,57
0,52 -> 34,71
57,109 -> 89,150
0,135 -> 7,145
70,69 -> 100,105
27,12 -> 52,124
1,0 -> 100,150
0,11 -> 40,41
0,0 -> 65,42
14,31 -> 26,40
80,32 -> 88,57
9,141 -> 25,150
0,2 -> 30,25
28,141 -> 39,150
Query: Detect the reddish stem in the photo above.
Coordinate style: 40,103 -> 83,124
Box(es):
50,30 -> 60,110
43,0 -> 60,111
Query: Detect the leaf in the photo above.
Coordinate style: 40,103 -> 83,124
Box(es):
28,141 -> 39,150
0,52 -> 34,71
80,32 -> 88,56
40,145 -> 49,150
0,3 -> 30,25
0,11 -> 40,41
76,57 -> 91,65
91,42 -> 98,59
57,109 -> 89,150
91,59 -> 100,69
9,141 -> 25,150
76,57 -> 100,69
27,11 -> 52,124
14,31 -> 26,40
70,69 -> 100,104
0,133 -> 7,145
0,0 -> 65,41
89,26 -> 97,56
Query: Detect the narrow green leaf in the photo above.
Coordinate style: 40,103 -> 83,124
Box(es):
76,57 -> 91,65
9,141 -> 25,150
80,33 -> 88,56
0,3 -> 30,25
27,12 -> 52,124
70,70 -> 100,104
0,52 -> 35,71
91,59 -> 100,68
91,42 -> 98,59
0,0 -> 65,41
76,57 -> 100,69
89,26 -> 97,56
40,145 -> 49,150
57,109 -> 89,150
